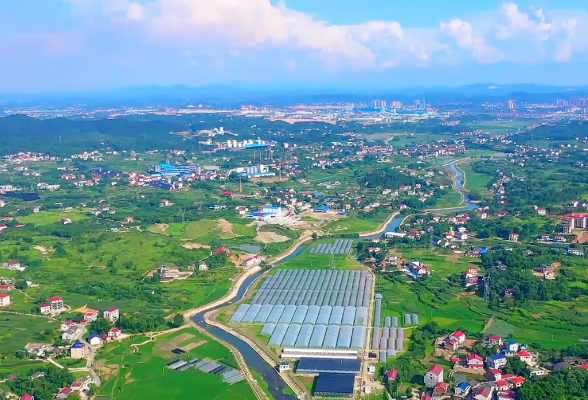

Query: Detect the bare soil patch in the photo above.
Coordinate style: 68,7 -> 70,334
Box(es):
249,176 -> 284,183
73,305 -> 93,313
33,245 -> 50,254
181,242 -> 211,250
577,232 -> 588,243
153,333 -> 195,358
148,223 -> 169,235
301,210 -> 345,221
217,219 -> 239,239
255,231 -> 289,243
181,340 -> 207,351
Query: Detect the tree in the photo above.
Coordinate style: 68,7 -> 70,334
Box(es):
171,313 -> 184,328
89,318 -> 111,335
311,232 -> 318,240
504,356 -> 530,377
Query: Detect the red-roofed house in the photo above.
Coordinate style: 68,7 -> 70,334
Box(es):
385,369 -> 398,381
509,232 -> 520,242
474,386 -> 493,400
486,369 -> 502,381
39,303 -> 51,314
424,364 -> 444,388
0,284 -> 11,291
0,293 -> 11,307
49,296 -> 64,311
242,255 -> 262,268
445,338 -> 458,351
421,396 -> 432,400
104,307 -> 120,321
450,330 -> 466,345
509,376 -> 526,388
59,387 -> 73,396
434,382 -> 448,395
108,327 -> 122,339
60,320 -> 75,332
495,380 -> 510,391
486,334 -> 503,346
84,309 -> 98,321
19,395 -> 34,400
518,350 -> 533,365
467,354 -> 484,369
497,391 -> 517,400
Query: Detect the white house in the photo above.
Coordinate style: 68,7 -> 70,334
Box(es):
60,320 -> 76,331
104,307 -> 120,321
88,334 -> 103,346
62,327 -> 81,341
487,353 -> 507,369
449,330 -> 466,345
517,350 -> 533,365
424,364 -> 444,388
108,327 -> 122,339
39,303 -> 51,314
49,296 -> 64,311
0,293 -> 10,307
509,233 -> 520,242
198,262 -> 209,271
242,255 -> 262,268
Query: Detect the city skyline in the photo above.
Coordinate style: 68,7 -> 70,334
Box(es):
1,0 -> 588,92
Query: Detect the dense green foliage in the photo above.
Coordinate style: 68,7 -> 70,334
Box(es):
5,366 -> 75,400
518,367 -> 588,400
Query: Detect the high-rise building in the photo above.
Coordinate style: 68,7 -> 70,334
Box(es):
507,100 -> 515,110
392,101 -> 402,109
372,99 -> 387,109
413,100 -> 426,110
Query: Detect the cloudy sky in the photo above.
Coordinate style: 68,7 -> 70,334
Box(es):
1,0 -> 588,92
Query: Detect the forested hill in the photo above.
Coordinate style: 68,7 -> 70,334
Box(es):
0,115 -> 191,155
516,121 -> 588,143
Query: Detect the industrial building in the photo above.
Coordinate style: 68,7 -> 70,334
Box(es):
150,163 -> 201,177
313,373 -> 356,398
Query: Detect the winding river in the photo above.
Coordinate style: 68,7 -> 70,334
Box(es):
191,160 -> 476,400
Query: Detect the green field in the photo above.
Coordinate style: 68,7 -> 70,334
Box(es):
0,314 -> 60,354
276,239 -> 361,270
96,328 -> 256,400
460,162 -> 494,196
18,209 -> 93,225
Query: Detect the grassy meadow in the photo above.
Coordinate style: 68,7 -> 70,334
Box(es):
96,328 -> 256,400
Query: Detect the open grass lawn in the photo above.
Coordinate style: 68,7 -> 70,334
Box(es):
97,328 -> 256,400
325,212 -> 389,234
460,162 -> 493,196
0,314 -> 60,354
18,209 -> 93,225
0,360 -> 46,379
464,120 -> 532,134
433,191 -> 463,209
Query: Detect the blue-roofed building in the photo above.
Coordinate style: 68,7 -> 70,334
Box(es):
70,342 -> 87,359
313,373 -> 355,398
296,358 -> 361,375
314,205 -> 330,213
503,339 -> 519,352
486,353 -> 507,369
150,163 -> 201,177
87,333 -> 102,346
261,205 -> 284,216
454,381 -> 471,397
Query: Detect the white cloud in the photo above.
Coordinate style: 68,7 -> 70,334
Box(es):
55,1 -> 588,68
440,19 -> 500,63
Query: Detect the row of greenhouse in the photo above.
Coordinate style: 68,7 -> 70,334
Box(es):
230,304 -> 369,326
255,269 -> 371,295
309,239 -> 354,255
263,323 -> 367,349
250,288 -> 370,308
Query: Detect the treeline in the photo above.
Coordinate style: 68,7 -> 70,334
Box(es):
517,121 -> 588,144
4,366 -> 75,400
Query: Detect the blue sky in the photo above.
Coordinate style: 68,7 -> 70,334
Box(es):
1,0 -> 588,92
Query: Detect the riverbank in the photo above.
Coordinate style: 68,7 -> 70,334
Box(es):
359,211 -> 401,237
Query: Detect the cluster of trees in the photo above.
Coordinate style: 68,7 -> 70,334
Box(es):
68,281 -> 163,303
518,367 -> 588,400
360,168 -> 420,189
480,251 -> 588,308
4,367 -> 75,400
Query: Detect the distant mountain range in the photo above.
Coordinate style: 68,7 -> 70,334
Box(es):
2,83 -> 587,107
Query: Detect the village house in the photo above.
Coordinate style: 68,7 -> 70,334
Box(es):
61,218 -> 72,225
486,334 -> 503,347
3,261 -> 27,271
454,381 -> 471,398
84,309 -> 99,321
509,232 -> 520,242
487,353 -> 508,369
486,368 -> 502,381
39,303 -> 51,314
0,284 -> 11,291
242,255 -> 262,268
467,354 -> 485,369
536,207 -> 547,216
160,198 -> 174,207
473,386 -> 494,400
518,350 -> 534,365
69,342 -> 87,359
88,333 -> 103,346
49,296 -> 64,311
104,307 -> 120,321
0,293 -> 10,307
503,339 -> 520,353
70,376 -> 93,392
108,327 -> 122,339
60,320 -> 75,332
62,327 -> 81,341
424,364 -> 444,388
